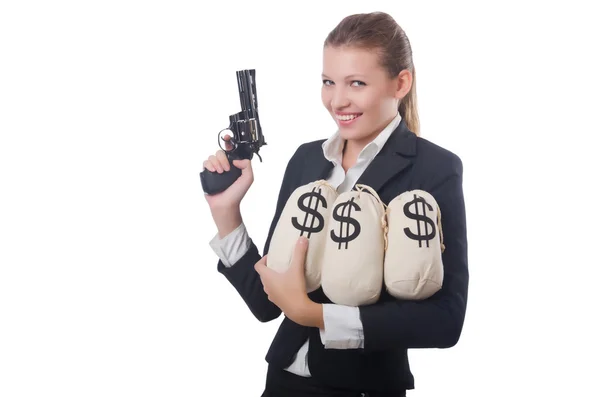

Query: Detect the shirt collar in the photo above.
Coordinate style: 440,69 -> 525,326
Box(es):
321,112 -> 402,166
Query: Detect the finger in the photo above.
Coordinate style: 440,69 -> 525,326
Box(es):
216,150 -> 230,171
254,256 -> 268,274
203,160 -> 215,172
257,273 -> 270,297
255,263 -> 274,290
222,135 -> 234,151
208,155 -> 223,173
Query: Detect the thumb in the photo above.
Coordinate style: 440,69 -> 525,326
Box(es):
291,236 -> 309,272
232,159 -> 251,170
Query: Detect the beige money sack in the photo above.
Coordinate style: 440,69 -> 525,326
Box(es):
384,189 -> 445,300
321,184 -> 387,306
266,179 -> 338,292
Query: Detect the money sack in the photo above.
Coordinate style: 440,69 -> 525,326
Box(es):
321,184 -> 387,306
384,189 -> 445,300
266,179 -> 338,293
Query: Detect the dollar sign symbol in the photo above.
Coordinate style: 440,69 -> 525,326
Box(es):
330,197 -> 361,250
291,187 -> 327,238
403,194 -> 436,247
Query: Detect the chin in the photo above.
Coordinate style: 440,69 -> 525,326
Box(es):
338,128 -> 366,141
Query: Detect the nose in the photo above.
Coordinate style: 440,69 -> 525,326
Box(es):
331,86 -> 350,109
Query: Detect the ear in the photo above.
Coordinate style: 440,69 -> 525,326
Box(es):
393,69 -> 413,101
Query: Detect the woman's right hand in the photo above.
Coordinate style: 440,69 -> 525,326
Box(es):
202,136 -> 254,213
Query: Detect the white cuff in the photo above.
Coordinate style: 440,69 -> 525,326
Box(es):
318,304 -> 364,349
208,222 -> 252,267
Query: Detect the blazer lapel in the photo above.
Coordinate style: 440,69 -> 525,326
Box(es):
299,119 -> 417,192
354,119 -> 417,193
301,142 -> 334,184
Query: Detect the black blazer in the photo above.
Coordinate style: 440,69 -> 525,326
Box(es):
217,119 -> 469,393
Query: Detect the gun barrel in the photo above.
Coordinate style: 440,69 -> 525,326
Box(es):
237,69 -> 257,112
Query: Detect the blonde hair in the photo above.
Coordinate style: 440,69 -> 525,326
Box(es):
324,11 -> 420,136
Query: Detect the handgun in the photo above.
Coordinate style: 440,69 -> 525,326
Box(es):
200,69 -> 267,195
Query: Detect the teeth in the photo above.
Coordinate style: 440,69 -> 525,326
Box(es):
336,114 -> 361,121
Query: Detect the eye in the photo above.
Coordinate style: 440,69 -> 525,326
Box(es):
351,80 -> 366,87
322,79 -> 334,86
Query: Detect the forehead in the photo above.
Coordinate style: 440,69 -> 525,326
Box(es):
322,45 -> 384,77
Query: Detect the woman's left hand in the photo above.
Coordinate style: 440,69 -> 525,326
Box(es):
254,236 -> 323,329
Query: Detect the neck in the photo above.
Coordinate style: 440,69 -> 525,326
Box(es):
341,112 -> 396,170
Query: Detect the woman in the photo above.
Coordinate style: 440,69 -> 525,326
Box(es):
203,11 -> 469,397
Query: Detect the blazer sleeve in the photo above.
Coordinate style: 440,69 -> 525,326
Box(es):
216,145 -> 303,323
359,153 -> 469,351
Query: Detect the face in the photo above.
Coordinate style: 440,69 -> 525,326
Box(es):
321,45 -> 411,147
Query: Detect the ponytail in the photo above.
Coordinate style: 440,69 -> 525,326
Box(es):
398,67 -> 420,136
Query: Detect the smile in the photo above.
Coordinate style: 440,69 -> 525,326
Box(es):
335,113 -> 362,125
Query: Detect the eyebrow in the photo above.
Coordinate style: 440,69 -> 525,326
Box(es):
321,73 -> 367,80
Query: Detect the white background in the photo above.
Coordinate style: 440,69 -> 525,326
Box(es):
1,1 -> 599,396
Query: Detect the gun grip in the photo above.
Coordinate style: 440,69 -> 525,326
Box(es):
199,157 -> 242,195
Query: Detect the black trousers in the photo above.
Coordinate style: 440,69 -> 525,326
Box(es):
261,365 -> 406,397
